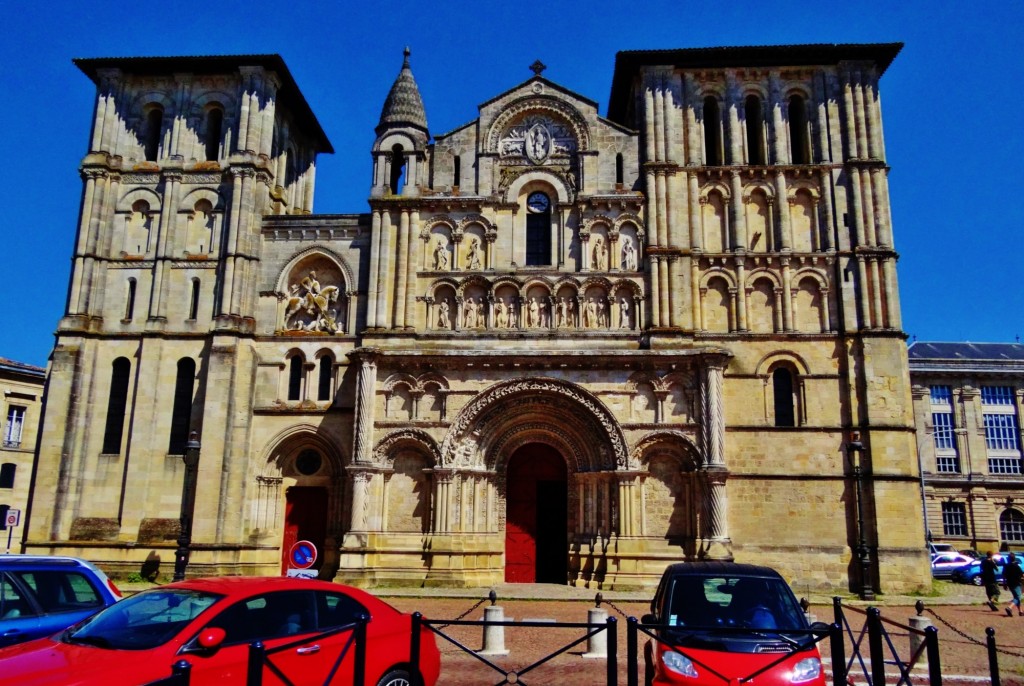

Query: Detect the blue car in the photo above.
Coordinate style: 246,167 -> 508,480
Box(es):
950,556 -> 1007,586
0,555 -> 121,647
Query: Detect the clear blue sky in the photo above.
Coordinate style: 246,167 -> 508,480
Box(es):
2,1 -> 1021,367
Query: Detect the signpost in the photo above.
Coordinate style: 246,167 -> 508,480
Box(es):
5,508 -> 20,554
286,540 -> 318,578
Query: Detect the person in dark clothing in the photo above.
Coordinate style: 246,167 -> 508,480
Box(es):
981,550 -> 1001,611
1003,553 -> 1023,617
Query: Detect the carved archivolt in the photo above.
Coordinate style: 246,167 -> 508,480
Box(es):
491,423 -> 584,474
441,377 -> 627,469
631,430 -> 703,469
382,371 -> 449,393
372,428 -> 441,467
486,97 -> 591,154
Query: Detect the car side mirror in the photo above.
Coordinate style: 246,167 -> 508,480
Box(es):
808,621 -> 831,634
641,613 -> 658,625
197,627 -> 226,650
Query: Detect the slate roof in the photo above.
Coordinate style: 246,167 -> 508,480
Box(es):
0,357 -> 46,378
377,48 -> 428,135
908,342 -> 1024,362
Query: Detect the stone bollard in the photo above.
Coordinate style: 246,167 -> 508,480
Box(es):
583,593 -> 609,659
909,601 -> 933,660
479,604 -> 510,656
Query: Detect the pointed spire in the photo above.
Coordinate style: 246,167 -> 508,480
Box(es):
377,47 -> 428,134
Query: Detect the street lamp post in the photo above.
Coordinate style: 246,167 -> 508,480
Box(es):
173,432 -> 201,582
848,432 -> 875,601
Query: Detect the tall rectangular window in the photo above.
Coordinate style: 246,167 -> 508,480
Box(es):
941,502 -> 968,537
982,386 -> 1015,405
932,411 -> 960,473
4,406 -> 25,448
982,385 -> 1021,475
930,385 -> 952,403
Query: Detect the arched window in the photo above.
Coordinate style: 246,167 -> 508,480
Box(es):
615,153 -> 624,185
144,107 -> 163,162
189,278 -> 201,320
0,463 -> 15,489
772,367 -> 796,427
389,144 -> 406,195
204,107 -> 223,162
288,355 -> 304,401
1001,508 -> 1024,544
124,278 -> 137,321
525,191 -> 551,266
745,95 -> 766,165
102,357 -> 131,454
317,356 -> 333,401
168,358 -> 196,455
788,95 -> 811,164
703,97 -> 723,166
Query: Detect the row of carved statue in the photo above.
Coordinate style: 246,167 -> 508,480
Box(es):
437,295 -> 632,330
431,235 -> 638,271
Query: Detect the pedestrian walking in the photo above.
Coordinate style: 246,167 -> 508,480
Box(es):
981,550 -> 1001,611
1003,553 -> 1023,617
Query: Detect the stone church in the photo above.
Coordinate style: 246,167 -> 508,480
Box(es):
25,43 -> 930,593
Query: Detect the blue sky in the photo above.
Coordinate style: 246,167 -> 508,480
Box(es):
1,1 -> 1021,367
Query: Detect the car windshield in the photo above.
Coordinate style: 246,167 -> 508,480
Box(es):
665,574 -> 807,631
64,589 -> 221,650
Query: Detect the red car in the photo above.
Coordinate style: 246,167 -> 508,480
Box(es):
0,576 -> 440,686
643,562 -> 827,686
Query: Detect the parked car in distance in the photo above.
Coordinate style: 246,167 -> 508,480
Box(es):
642,561 -> 827,686
930,553 -> 975,579
951,555 -> 1007,585
0,555 -> 121,648
0,576 -> 440,686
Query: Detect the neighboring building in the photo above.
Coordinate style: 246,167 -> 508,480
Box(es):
0,357 -> 46,552
26,43 -> 929,594
910,341 -> 1024,552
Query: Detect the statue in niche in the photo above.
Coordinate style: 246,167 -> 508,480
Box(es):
508,299 -> 518,328
583,297 -> 597,328
528,297 -> 540,328
463,297 -> 480,329
592,236 -> 607,270
433,237 -> 449,270
619,298 -> 630,329
467,237 -> 483,270
556,298 -> 568,327
596,298 -> 607,328
495,298 -> 508,328
437,299 -> 451,329
565,298 -> 575,327
621,237 -> 637,271
539,299 -> 548,327
283,270 -> 340,333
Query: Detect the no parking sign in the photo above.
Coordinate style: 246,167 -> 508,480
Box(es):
288,540 -> 317,569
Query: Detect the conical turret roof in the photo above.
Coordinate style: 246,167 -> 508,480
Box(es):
377,47 -> 428,134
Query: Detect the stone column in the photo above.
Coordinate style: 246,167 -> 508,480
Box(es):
769,71 -> 787,164
774,171 -> 791,250
869,258 -> 884,328
375,211 -> 392,328
351,350 -> 379,464
688,173 -> 702,249
729,171 -> 746,250
781,257 -> 794,331
394,210 -> 409,328
349,469 -> 370,532
725,71 -> 742,165
406,210 -> 419,328
649,257 -> 661,327
819,170 -> 835,251
366,211 -> 382,327
659,254 -> 670,327
702,359 -> 727,467
881,259 -> 901,329
734,258 -> 747,331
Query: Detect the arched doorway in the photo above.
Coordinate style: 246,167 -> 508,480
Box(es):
505,443 -> 568,583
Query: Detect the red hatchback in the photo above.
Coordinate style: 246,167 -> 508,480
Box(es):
642,562 -> 827,686
0,576 -> 440,686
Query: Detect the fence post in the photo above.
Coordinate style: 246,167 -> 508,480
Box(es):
606,616 -> 617,686
832,596 -> 843,627
986,626 -> 999,686
627,617 -> 639,686
354,613 -> 368,686
411,612 -> 422,686
172,660 -> 191,685
829,623 -> 845,686
867,608 -> 885,686
925,625 -> 942,686
246,641 -> 265,686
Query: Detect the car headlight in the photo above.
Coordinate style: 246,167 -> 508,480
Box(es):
791,657 -> 822,683
662,649 -> 699,678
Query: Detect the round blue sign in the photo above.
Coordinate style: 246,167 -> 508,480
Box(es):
289,540 -> 317,569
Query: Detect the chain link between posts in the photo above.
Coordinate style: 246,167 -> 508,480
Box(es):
433,595 -> 490,630
926,608 -> 1024,659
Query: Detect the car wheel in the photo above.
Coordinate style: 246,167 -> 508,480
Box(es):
972,576 -> 983,586
376,667 -> 413,686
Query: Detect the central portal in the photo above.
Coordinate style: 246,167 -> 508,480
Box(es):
504,443 -> 568,583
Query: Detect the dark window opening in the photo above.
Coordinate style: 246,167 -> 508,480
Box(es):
0,463 -> 15,489
525,193 -> 552,266
703,97 -> 722,166
389,144 -> 406,195
189,279 -> 200,320
453,155 -> 461,188
773,368 -> 796,427
125,279 -> 136,321
288,356 -> 303,401
102,358 -> 131,454
0,504 -> 8,531
168,358 -> 196,455
745,95 -> 766,165
144,108 -> 163,162
204,108 -> 223,162
788,95 -> 811,164
615,153 -> 624,185
317,357 -> 332,401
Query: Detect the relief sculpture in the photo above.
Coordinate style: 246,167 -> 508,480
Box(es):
283,270 -> 341,333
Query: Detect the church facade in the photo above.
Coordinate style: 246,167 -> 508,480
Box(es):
25,44 -> 930,593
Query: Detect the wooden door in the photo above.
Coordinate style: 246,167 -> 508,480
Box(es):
281,486 -> 327,574
504,445 -> 567,583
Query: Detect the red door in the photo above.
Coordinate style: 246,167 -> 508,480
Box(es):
505,445 -> 567,583
281,487 -> 327,575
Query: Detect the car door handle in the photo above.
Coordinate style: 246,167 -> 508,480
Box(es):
296,645 -> 320,655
